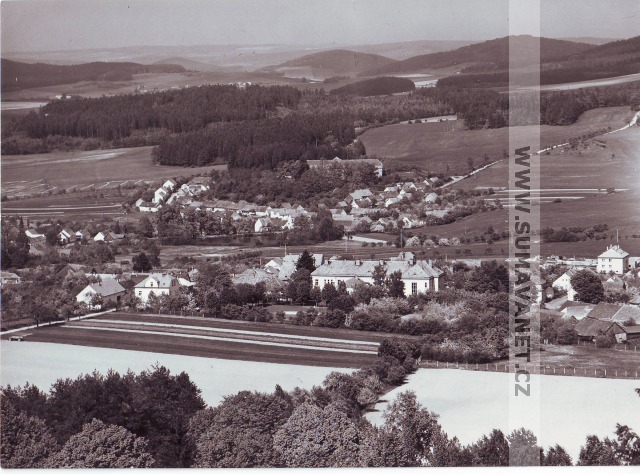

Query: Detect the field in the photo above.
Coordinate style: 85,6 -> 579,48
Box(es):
1,146 -> 224,219
0,341 -> 351,407
360,106 -> 635,175
2,146 -> 223,196
1,312 -> 387,368
367,368 -> 640,462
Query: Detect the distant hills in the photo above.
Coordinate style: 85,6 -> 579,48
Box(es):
362,36 -> 594,76
264,49 -> 397,79
1,59 -> 186,92
151,56 -> 223,72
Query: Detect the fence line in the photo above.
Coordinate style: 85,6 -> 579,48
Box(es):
418,360 -> 639,380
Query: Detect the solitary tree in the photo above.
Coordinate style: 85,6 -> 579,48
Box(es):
132,252 -> 152,272
570,270 -> 605,304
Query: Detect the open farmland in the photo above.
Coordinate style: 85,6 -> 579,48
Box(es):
360,106 -> 635,174
0,341 -> 352,408
1,146 -> 223,198
2,312 -> 385,368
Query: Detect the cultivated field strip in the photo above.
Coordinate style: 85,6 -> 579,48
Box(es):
100,312 -> 403,344
68,319 -> 379,353
18,326 -> 376,368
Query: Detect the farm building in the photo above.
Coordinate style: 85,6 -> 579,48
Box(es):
0,271 -> 22,287
76,279 -> 126,307
574,317 -> 625,342
621,326 -> 640,341
597,244 -> 630,275
134,273 -> 180,306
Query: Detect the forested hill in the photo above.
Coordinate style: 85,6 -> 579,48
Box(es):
330,77 -> 415,96
265,49 -> 397,76
575,35 -> 640,59
437,35 -> 640,88
1,59 -> 186,92
361,36 -> 593,75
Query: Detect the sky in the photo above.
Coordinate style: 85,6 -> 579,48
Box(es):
1,0 -> 639,53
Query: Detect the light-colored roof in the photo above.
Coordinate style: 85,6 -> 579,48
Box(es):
86,279 -> 126,297
278,253 -> 324,280
311,259 -> 443,279
134,273 -> 177,289
598,245 -> 629,259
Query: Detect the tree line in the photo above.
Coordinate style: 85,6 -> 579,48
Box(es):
3,362 -> 638,468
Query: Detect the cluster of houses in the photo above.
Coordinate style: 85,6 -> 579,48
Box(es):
69,250 -> 443,310
70,265 -> 194,309
545,244 -> 640,344
136,177 -> 210,213
328,180 -> 443,232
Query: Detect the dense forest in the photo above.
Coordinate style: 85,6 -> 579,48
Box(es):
3,79 -> 639,167
1,59 -> 186,92
330,77 -> 415,96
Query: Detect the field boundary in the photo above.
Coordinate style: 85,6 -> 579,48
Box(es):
418,360 -> 640,380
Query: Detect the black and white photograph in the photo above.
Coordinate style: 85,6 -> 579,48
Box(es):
1,0 -> 639,469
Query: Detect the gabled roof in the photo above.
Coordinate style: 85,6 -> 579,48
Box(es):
598,245 -> 629,259
311,259 -> 443,279
134,273 -> 177,289
610,305 -> 640,324
85,279 -> 126,297
586,302 -> 623,321
574,317 -> 620,337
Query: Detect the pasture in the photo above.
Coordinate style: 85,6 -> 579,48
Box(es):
360,106 -> 635,174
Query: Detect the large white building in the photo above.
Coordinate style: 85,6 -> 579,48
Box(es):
552,267 -> 597,301
134,273 -> 180,305
597,245 -> 630,275
310,254 -> 443,296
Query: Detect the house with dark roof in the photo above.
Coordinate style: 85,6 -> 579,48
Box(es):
574,317 -> 625,341
621,325 -> 640,341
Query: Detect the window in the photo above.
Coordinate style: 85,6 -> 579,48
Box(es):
412,282 -> 417,295
138,291 -> 142,296
315,279 -> 319,287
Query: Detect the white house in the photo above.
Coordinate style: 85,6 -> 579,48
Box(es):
76,279 -> 126,307
153,187 -> 170,204
424,193 -> 438,204
311,255 -> 443,297
255,217 -> 272,233
597,245 -> 630,275
58,229 -> 73,245
134,273 -> 180,306
552,267 -> 597,301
